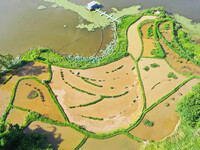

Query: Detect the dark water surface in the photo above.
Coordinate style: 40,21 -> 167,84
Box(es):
0,0 -> 200,56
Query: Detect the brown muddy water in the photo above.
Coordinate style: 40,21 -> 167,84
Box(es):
129,78 -> 200,141
80,134 -> 142,150
0,0 -> 113,56
140,22 -> 156,57
6,109 -> 28,126
13,79 -> 65,123
1,0 -> 200,57
25,121 -> 84,150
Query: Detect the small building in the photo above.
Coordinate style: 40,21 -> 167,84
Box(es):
86,1 -> 99,11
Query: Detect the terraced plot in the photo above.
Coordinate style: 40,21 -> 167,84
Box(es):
129,78 -> 200,141
6,108 -> 28,126
12,79 -> 65,123
81,134 -> 142,150
50,56 -> 143,133
24,121 -> 84,150
138,58 -> 187,108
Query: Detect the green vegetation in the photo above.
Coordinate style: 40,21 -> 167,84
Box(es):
165,102 -> 170,107
80,77 -> 103,87
150,63 -> 160,68
143,66 -> 150,71
176,29 -> 200,62
2,74 -> 13,85
171,97 -> 175,100
147,25 -> 153,38
27,90 -> 38,99
0,122 -> 52,149
163,23 -> 170,30
151,82 -> 161,90
144,82 -> 200,150
168,72 -> 178,79
37,5 -> 47,10
174,14 -> 200,39
176,82 -> 200,127
111,65 -> 123,72
143,119 -> 154,127
81,115 -> 104,121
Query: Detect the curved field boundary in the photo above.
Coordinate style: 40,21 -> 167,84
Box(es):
1,76 -> 68,123
69,91 -> 129,109
156,19 -> 200,66
127,16 -> 157,60
74,136 -> 88,150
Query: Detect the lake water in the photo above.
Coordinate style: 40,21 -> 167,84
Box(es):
0,0 -> 200,56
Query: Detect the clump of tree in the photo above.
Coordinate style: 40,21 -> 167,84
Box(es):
147,25 -> 153,38
0,122 -> 52,150
143,119 -> 154,127
176,82 -> 200,128
167,72 -> 178,79
0,54 -> 20,73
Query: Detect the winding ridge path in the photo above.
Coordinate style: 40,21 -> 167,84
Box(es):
127,16 -> 157,60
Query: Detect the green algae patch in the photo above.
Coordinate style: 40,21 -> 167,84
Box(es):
37,5 -> 47,10
174,14 -> 200,38
43,0 -> 141,31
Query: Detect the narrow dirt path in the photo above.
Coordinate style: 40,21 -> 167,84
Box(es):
127,16 -> 157,60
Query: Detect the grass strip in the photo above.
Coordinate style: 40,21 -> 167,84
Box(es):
80,115 -> 104,121
69,91 -> 129,108
2,74 -> 14,85
11,105 -> 30,112
74,136 -> 88,150
124,132 -> 143,142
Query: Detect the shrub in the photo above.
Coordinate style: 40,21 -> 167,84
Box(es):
165,102 -> 170,107
143,119 -> 154,127
150,63 -> 160,68
147,25 -> 153,38
163,23 -> 170,30
144,66 -> 150,71
168,72 -> 178,79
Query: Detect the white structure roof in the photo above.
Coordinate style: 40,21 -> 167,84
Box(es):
87,1 -> 97,7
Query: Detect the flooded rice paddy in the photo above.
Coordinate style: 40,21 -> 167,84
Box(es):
24,121 -> 84,150
129,78 -> 200,141
140,23 -> 157,57
6,109 -> 28,126
13,79 -> 65,123
80,134 -> 142,150
127,16 -> 156,59
138,58 -> 187,108
50,56 -> 143,133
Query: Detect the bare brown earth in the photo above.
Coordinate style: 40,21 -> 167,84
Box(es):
50,56 -> 143,133
24,121 -> 84,150
138,58 -> 187,108
141,23 -> 157,57
6,109 -> 28,126
80,134 -> 142,150
130,78 -> 200,141
159,22 -> 200,76
13,79 -> 65,123
127,16 -> 157,59
0,62 -> 49,117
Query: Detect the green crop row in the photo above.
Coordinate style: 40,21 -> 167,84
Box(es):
47,64 -> 52,83
11,105 -> 30,112
80,77 -> 103,87
2,74 -> 13,85
74,136 -> 88,150
145,77 -> 194,113
112,91 -> 129,98
69,97 -> 104,109
60,71 -> 96,96
80,115 -> 104,121
111,65 -> 124,72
